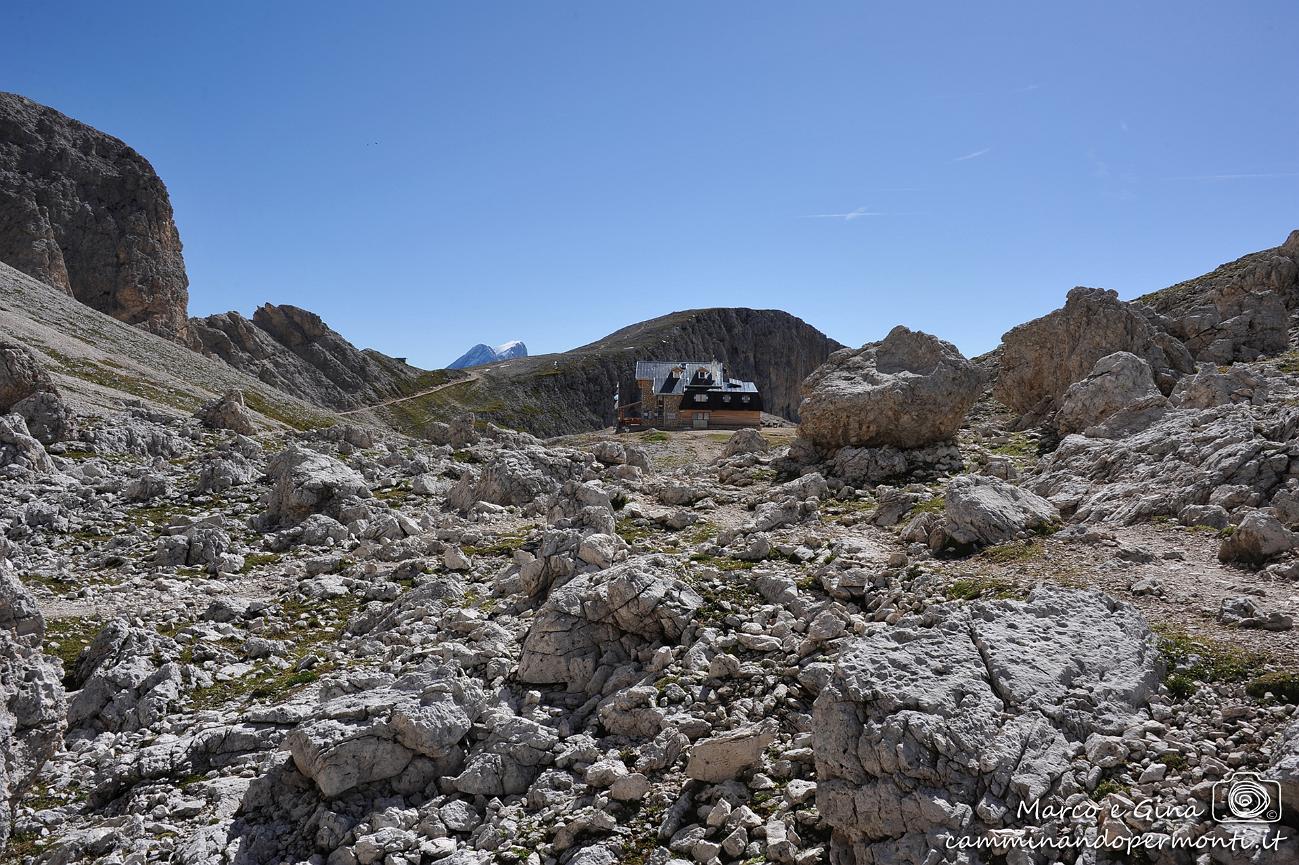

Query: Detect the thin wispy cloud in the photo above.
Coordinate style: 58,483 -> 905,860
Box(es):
953,147 -> 991,162
799,206 -> 884,221
1168,172 -> 1299,181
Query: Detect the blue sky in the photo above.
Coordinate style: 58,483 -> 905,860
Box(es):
6,2 -> 1297,366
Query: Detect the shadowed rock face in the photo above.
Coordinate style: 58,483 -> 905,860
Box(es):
994,286 -> 1195,419
188,304 -> 423,410
0,92 -> 189,340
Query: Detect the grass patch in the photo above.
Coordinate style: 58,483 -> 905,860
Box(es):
615,518 -> 655,546
44,617 -> 103,686
241,389 -> 333,431
1155,624 -> 1267,699
463,533 -> 530,557
912,496 -> 945,515
239,552 -> 283,574
639,430 -> 670,443
1093,778 -> 1130,799
189,594 -> 358,710
946,575 -> 1020,601
1245,671 -> 1299,704
683,520 -> 716,545
989,432 -> 1038,459
42,349 -> 202,413
979,539 -> 1044,564
1157,752 -> 1189,771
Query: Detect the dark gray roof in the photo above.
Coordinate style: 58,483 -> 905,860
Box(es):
634,360 -> 758,395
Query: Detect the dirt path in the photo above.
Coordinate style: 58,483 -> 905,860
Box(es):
338,369 -> 481,416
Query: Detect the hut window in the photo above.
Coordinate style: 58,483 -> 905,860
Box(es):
741,395 -> 751,403
694,394 -> 707,403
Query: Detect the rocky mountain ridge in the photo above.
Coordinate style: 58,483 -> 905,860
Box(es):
188,303 -> 426,412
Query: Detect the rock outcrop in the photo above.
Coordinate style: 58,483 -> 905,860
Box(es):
0,342 -> 54,411
797,326 -> 980,451
0,342 -> 72,444
1054,351 -> 1166,435
260,445 -> 371,527
0,92 -> 189,340
814,586 -> 1161,864
194,389 -> 256,435
939,474 -> 1059,546
1141,230 -> 1299,363
517,556 -> 702,692
0,560 -> 67,852
188,304 -> 423,411
1028,401 -> 1296,524
995,286 -> 1195,420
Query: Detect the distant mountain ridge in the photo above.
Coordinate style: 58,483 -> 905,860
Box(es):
447,340 -> 529,369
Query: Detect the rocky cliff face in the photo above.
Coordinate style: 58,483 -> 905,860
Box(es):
188,304 -> 423,411
0,92 -> 190,340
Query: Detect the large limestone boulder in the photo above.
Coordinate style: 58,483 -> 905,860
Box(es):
0,560 -> 67,852
941,474 -> 1059,546
0,414 -> 54,474
0,343 -> 71,445
65,620 -> 191,736
0,342 -> 54,411
1054,351 -> 1166,435
995,286 -> 1194,418
261,445 -> 370,527
1172,363 -> 1268,409
446,445 -> 595,512
1218,510 -> 1298,564
797,326 -> 981,450
11,391 -> 73,446
721,428 -> 769,458
813,585 -> 1161,865
0,93 -> 190,340
194,389 -> 256,435
285,666 -> 485,798
517,555 -> 702,692
685,722 -> 776,782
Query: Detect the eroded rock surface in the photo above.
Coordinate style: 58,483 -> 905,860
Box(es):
0,560 -> 67,851
814,586 -> 1161,864
996,286 -> 1194,421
